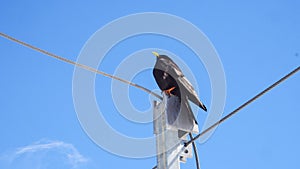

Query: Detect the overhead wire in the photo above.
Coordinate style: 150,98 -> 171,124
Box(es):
185,65 -> 300,147
0,32 -> 163,101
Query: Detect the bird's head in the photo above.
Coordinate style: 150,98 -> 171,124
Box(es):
152,51 -> 171,61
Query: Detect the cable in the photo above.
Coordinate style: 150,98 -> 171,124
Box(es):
189,133 -> 200,169
0,32 -> 163,101
185,66 -> 300,147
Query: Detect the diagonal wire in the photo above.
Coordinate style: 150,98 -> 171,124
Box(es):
0,32 -> 162,100
185,65 -> 300,147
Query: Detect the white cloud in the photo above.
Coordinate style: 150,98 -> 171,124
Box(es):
1,139 -> 89,169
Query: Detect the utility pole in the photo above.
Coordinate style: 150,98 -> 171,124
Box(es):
153,94 -> 198,169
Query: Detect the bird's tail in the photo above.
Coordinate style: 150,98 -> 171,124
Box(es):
198,101 -> 207,112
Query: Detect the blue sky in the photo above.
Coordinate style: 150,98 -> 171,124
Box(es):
1,1 -> 299,169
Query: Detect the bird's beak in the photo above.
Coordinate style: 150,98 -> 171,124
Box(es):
152,51 -> 159,58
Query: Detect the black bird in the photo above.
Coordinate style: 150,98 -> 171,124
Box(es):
152,52 -> 207,114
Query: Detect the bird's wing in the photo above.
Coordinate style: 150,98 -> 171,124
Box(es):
167,59 -> 184,77
178,76 -> 207,111
177,76 -> 198,97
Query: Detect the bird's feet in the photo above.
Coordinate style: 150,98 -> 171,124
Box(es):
164,87 -> 176,96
